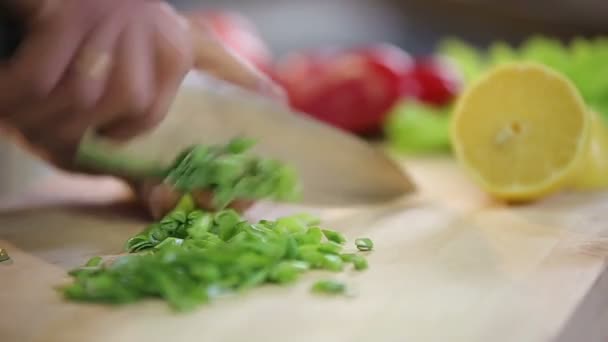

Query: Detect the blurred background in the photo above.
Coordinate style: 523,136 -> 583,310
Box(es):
172,0 -> 608,55
166,0 -> 608,152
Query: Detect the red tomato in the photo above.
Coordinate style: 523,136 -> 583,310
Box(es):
405,57 -> 462,106
189,10 -> 272,70
272,51 -> 327,106
273,44 -> 414,134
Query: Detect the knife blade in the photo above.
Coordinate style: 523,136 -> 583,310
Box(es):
79,72 -> 415,205
0,11 -> 415,206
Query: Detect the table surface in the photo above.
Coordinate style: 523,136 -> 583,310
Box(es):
1,157 -> 607,342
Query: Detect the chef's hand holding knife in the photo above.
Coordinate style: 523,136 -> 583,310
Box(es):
0,0 -> 285,218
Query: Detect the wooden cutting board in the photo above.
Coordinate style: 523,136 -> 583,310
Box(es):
1,157 -> 607,342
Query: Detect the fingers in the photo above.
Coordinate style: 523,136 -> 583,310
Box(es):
46,13 -> 125,148
68,10 -> 123,111
99,3 -> 192,139
136,181 -> 181,220
0,0 -> 196,167
190,191 -> 254,213
92,19 -> 155,140
134,180 -> 254,220
186,17 -> 286,101
0,0 -> 114,155
0,8 -> 86,116
6,7 -> 124,161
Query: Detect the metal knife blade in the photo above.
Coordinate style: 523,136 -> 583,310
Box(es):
77,72 -> 415,206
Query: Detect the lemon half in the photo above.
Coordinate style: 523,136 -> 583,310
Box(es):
451,62 -> 608,201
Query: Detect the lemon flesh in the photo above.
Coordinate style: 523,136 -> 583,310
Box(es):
570,109 -> 608,190
451,63 -> 593,201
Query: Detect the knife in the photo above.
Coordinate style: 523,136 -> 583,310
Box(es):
0,10 -> 415,206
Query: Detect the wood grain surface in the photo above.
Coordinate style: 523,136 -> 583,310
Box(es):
1,158 -> 607,342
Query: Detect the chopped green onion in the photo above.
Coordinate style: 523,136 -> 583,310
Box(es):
311,280 -> 346,295
153,237 -> 184,250
226,137 -> 256,154
318,241 -> 343,255
63,209 -> 371,311
299,250 -> 326,268
355,238 -> 374,251
340,253 -> 356,262
339,253 -> 368,270
174,194 -> 196,213
164,138 -> 301,210
322,254 -> 344,272
352,255 -> 368,271
60,138 -> 371,312
269,261 -> 306,284
85,256 -> 103,267
322,229 -> 347,244
186,211 -> 213,238
296,227 -> 323,245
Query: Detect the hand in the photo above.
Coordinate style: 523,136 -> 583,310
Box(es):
0,0 -> 195,163
0,0 -> 285,218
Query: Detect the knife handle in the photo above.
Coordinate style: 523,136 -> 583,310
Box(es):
0,5 -> 24,60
